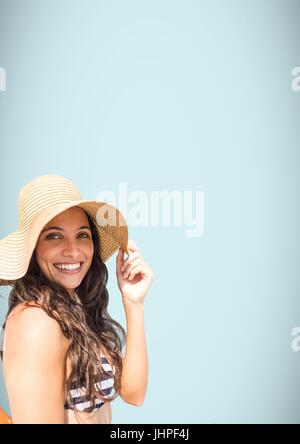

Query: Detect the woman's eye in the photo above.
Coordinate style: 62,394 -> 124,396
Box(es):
46,234 -> 60,240
46,233 -> 90,240
79,232 -> 90,238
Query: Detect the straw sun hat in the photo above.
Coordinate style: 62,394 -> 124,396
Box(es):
0,174 -> 129,286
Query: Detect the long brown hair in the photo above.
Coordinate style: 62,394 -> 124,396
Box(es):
0,211 -> 125,413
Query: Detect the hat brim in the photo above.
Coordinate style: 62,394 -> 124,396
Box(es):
0,200 -> 129,286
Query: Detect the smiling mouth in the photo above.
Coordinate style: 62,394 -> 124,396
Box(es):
53,262 -> 83,273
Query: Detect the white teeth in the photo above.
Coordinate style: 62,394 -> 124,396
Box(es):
54,263 -> 82,270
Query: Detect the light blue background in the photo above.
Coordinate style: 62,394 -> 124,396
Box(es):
0,0 -> 300,424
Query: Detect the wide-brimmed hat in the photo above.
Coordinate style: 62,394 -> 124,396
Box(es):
0,174 -> 129,286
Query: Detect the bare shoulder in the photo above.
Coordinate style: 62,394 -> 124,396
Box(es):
4,301 -> 69,356
3,301 -> 68,423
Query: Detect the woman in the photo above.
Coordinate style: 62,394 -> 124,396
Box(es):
0,174 -> 154,424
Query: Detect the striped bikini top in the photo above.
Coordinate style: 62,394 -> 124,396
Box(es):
64,350 -> 115,413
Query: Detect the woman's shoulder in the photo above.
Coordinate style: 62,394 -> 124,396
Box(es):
7,300 -> 44,320
5,301 -> 69,353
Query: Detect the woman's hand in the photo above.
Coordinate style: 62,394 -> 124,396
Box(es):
116,239 -> 154,308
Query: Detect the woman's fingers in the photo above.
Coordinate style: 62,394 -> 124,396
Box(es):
127,239 -> 140,253
121,256 -> 144,278
120,251 -> 141,273
117,240 -> 150,281
126,264 -> 145,281
117,247 -> 124,261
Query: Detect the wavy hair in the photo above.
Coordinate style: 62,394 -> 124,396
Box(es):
0,211 -> 125,413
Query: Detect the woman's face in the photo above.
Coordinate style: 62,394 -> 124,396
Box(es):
35,206 -> 94,298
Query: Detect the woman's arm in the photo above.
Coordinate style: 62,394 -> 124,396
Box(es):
116,240 -> 154,407
2,305 -> 67,424
119,303 -> 148,406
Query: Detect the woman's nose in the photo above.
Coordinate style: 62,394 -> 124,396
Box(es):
61,239 -> 81,257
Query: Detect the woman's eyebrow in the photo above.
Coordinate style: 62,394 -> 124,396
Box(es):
41,225 -> 91,233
